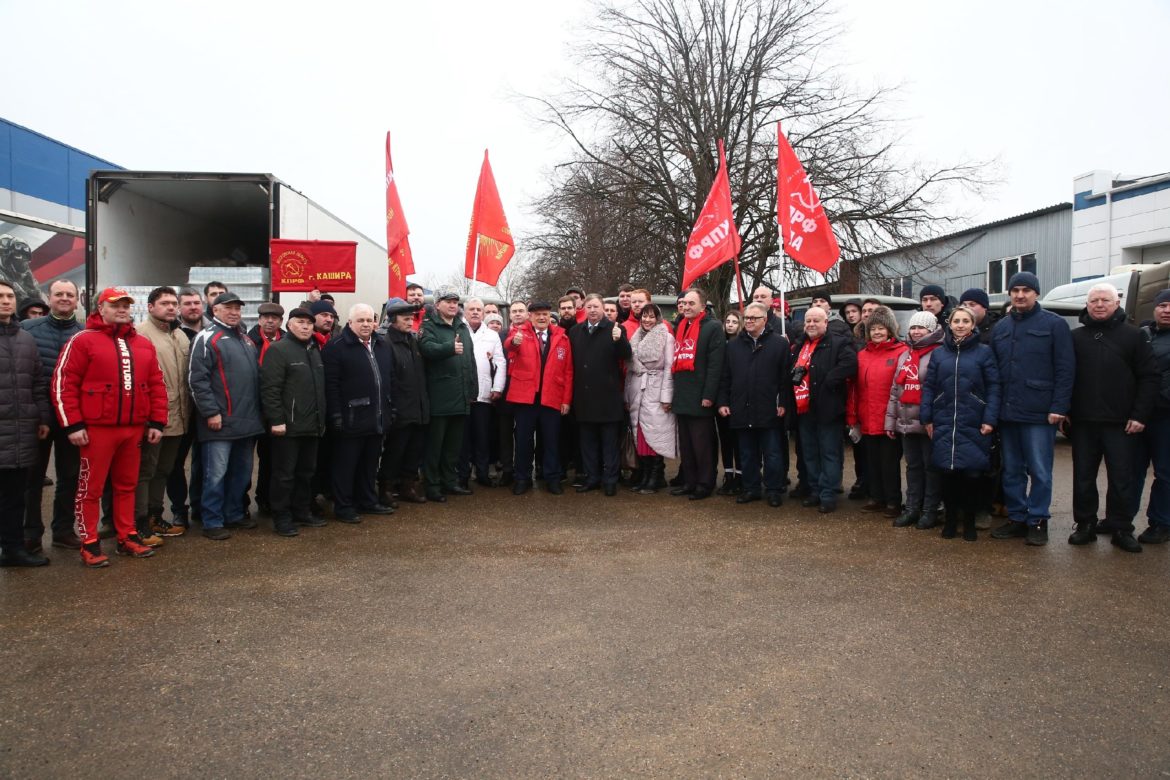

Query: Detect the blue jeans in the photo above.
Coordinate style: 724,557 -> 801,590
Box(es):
737,426 -> 786,497
999,422 -> 1055,527
201,437 -> 256,529
798,416 -> 844,505
1132,413 -> 1170,528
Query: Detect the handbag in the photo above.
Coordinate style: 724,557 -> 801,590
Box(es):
620,426 -> 638,469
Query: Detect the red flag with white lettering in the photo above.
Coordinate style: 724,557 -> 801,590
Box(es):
682,140 -> 741,290
464,150 -> 515,287
777,122 -> 840,274
386,132 -> 415,298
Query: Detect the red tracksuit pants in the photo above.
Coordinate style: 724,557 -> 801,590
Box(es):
75,426 -> 143,544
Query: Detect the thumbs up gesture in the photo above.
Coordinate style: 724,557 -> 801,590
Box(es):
454,333 -> 464,355
512,329 -> 524,346
612,323 -> 621,341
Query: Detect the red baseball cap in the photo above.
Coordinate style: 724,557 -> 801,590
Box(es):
97,287 -> 135,305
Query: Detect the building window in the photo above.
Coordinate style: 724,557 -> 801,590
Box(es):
987,253 -> 1037,294
880,276 -> 913,298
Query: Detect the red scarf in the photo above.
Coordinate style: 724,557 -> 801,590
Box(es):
794,337 -> 819,414
672,312 -> 705,373
893,343 -> 939,406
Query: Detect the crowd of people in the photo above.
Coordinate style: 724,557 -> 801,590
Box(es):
1,269 -> 1168,570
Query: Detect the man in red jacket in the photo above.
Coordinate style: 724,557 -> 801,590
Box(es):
52,288 -> 169,568
505,301 -> 573,495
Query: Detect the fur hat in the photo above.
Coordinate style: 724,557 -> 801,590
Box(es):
866,305 -> 900,338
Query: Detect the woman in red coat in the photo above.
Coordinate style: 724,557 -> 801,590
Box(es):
848,306 -> 908,517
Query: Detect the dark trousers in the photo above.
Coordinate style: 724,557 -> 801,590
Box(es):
793,425 -> 808,488
902,432 -> 940,513
1134,413 -> 1170,527
1,468 -> 28,553
245,434 -> 272,508
940,469 -> 981,515
270,436 -> 319,522
578,420 -> 621,487
380,423 -> 428,483
716,414 -> 740,474
136,434 -> 183,519
798,415 -> 845,504
24,427 -> 79,541
863,434 -> 903,508
457,402 -> 494,483
514,404 -> 562,484
496,403 -> 515,474
1072,420 -> 1140,533
851,439 -> 867,490
738,426 -> 786,496
559,410 -> 579,475
677,414 -> 718,492
166,429 -> 200,520
425,415 -> 466,492
331,434 -> 382,516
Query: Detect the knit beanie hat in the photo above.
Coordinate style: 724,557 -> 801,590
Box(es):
1155,289 -> 1170,307
959,288 -> 990,309
1006,271 -> 1040,295
907,311 -> 938,332
919,284 -> 946,302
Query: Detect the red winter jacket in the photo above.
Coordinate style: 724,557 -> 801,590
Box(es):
504,322 -> 573,410
848,338 -> 908,435
52,313 -> 169,433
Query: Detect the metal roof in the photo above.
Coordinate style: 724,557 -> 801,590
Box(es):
860,203 -> 1072,262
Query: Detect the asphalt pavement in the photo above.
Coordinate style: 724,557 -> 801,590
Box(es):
2,440 -> 1168,778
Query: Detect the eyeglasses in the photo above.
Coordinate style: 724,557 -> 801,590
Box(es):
743,315 -> 764,321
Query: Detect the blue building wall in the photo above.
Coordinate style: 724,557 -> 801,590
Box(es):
0,117 -> 120,216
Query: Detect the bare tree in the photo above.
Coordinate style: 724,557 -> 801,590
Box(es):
523,0 -> 992,306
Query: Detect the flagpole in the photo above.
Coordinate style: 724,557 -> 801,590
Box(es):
732,254 -> 745,312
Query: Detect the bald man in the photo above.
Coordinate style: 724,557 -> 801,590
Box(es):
322,303 -> 396,523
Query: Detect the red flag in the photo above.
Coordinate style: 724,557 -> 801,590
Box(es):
682,140 -> 741,290
270,239 -> 357,292
385,132 -> 414,298
464,150 -> 515,286
777,122 -> 840,274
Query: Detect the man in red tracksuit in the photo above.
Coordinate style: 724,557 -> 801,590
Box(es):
52,287 -> 169,568
505,301 -> 573,495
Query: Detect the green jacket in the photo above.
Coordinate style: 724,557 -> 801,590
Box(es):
259,333 -> 326,437
670,315 -> 726,416
418,308 -> 477,416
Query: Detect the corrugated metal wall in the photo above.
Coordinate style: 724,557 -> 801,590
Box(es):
860,206 -> 1073,297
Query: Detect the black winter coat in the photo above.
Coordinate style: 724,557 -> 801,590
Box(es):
718,326 -> 793,429
1071,308 -> 1158,425
322,326 -> 394,437
1145,324 -> 1170,416
796,330 -> 858,424
259,333 -> 326,437
0,321 -> 52,469
21,314 -> 81,381
387,326 -> 430,427
568,319 -> 632,423
671,315 -> 726,416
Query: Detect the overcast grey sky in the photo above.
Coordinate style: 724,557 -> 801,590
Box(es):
5,0 -> 1167,286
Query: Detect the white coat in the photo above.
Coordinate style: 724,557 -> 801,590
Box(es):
625,323 -> 677,459
469,323 -> 506,403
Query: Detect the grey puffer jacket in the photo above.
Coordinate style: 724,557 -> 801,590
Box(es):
885,327 -> 945,435
0,320 -> 52,469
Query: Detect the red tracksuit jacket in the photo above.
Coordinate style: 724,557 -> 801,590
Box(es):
52,313 -> 169,433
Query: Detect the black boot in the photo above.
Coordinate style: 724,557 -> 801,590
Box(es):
962,510 -> 977,542
717,471 -> 736,495
941,506 -> 958,539
629,457 -> 649,492
640,457 -> 667,494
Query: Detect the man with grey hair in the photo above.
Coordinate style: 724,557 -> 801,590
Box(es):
1066,282 -> 1158,552
457,297 -> 506,490
669,288 -> 725,500
322,302 -> 395,522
